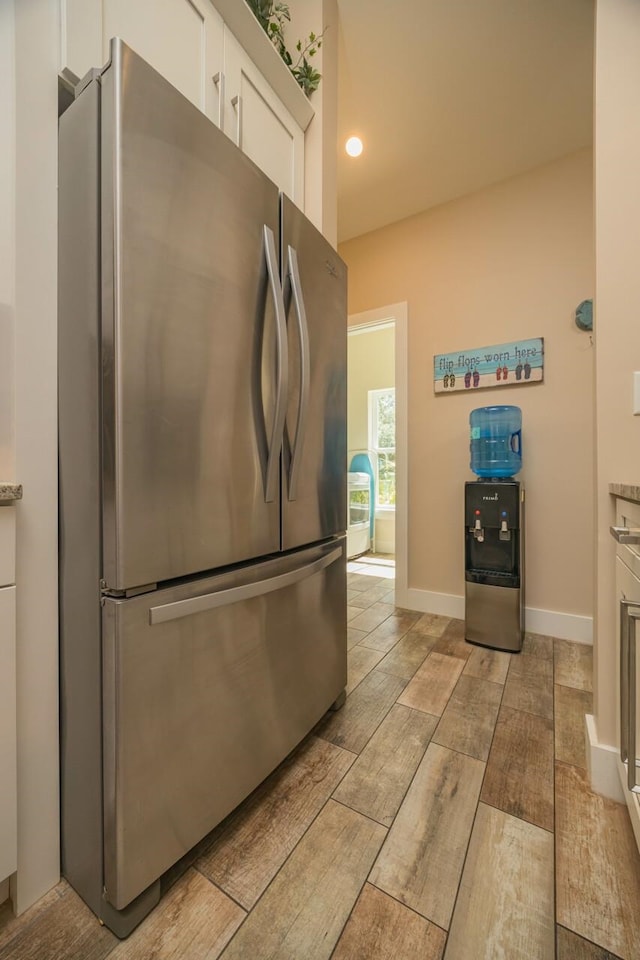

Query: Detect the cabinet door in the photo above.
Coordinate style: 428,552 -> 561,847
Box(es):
616,553 -> 640,853
0,506 -> 15,587
0,585 -> 16,883
60,0 -> 103,80
61,0 -> 224,123
102,0 -> 222,114
223,28 -> 304,205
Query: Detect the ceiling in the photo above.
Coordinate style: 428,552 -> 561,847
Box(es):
336,0 -> 594,243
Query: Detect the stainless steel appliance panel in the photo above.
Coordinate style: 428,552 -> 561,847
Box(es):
281,196 -> 347,550
101,41 -> 283,591
102,538 -> 347,909
58,79 -> 106,915
465,581 -> 522,652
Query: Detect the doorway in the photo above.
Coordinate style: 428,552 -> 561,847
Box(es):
347,303 -> 408,607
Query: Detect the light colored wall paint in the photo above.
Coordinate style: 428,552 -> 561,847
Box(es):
348,326 -> 395,452
593,0 -> 640,747
348,325 -> 395,551
341,148 -> 594,619
0,0 -> 15,480
374,514 -> 395,555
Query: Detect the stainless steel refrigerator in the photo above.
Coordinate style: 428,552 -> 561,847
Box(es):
58,39 -> 347,938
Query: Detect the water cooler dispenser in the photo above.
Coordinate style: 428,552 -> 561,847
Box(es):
465,406 -> 525,652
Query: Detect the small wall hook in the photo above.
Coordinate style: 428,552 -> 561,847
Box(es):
575,299 -> 593,332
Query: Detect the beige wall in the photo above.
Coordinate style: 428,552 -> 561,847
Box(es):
347,325 -> 395,452
340,148 -> 594,619
594,0 -> 640,746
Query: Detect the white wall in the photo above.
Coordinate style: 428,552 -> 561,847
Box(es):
0,1 -> 15,481
6,0 -> 60,913
348,325 -> 395,450
0,3 -> 17,896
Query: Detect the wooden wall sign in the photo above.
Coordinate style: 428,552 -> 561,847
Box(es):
434,338 -> 544,394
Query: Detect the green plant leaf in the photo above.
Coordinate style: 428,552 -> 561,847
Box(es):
244,0 -> 323,98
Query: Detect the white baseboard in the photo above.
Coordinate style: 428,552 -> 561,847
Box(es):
525,606 -> 592,644
585,714 -> 624,802
402,588 -> 593,643
374,539 -> 395,556
404,589 -> 465,619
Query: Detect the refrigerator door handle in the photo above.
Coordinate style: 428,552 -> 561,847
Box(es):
149,544 -> 343,624
263,224 -> 289,503
286,245 -> 311,501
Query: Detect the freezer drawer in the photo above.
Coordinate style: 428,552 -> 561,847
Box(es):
102,538 -> 346,910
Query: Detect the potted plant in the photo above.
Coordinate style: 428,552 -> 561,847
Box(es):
244,0 -> 325,97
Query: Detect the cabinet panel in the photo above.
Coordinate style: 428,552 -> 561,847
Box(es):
0,585 -> 16,882
103,0 -> 222,113
616,498 -> 640,580
60,0 -> 103,80
61,0 -> 224,119
615,553 -> 640,852
224,29 -> 304,204
59,2 -> 304,202
0,505 -> 15,587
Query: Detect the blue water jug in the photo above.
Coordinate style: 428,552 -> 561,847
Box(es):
470,406 -> 522,478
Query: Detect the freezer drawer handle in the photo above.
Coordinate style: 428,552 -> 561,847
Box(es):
620,599 -> 640,793
287,245 -> 311,501
263,224 -> 289,503
149,545 -> 343,625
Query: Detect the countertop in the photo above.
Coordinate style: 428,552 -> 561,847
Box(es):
0,483 -> 23,502
609,483 -> 640,505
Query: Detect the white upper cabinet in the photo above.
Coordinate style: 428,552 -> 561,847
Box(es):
223,29 -> 303,203
59,0 -> 311,208
60,0 -> 103,81
102,0 -> 223,116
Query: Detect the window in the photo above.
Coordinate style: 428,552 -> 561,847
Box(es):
368,388 -> 396,509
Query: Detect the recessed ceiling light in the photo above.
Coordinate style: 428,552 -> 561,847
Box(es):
345,136 -> 363,158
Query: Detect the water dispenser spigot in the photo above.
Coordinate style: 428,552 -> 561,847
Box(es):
472,512 -> 484,542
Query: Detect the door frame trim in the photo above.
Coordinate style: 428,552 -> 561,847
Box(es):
347,302 -> 408,607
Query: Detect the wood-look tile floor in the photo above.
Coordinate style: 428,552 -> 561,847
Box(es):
2,553 -> 640,960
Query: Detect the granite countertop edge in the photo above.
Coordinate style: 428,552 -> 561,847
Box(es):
0,483 -> 23,502
609,482 -> 640,504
